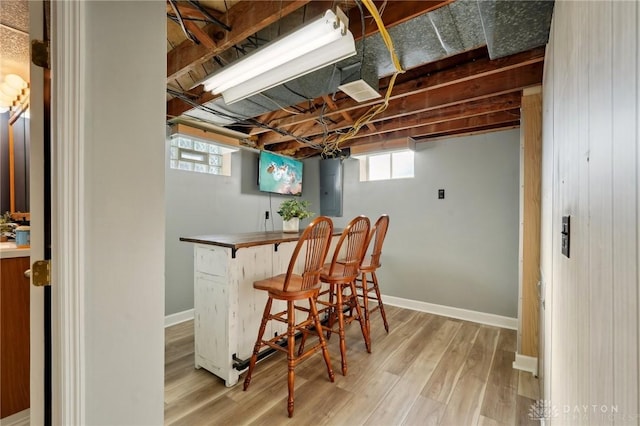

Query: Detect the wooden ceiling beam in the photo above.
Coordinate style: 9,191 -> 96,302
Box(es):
342,110 -> 521,148
417,122 -> 521,142
166,88 -> 216,119
272,109 -> 520,157
260,91 -> 522,145
322,95 -> 522,144
167,0 -> 312,82
259,59 -> 542,146
183,21 -> 217,49
290,120 -> 519,157
254,46 -> 545,135
251,46 -> 489,134
166,2 -> 223,20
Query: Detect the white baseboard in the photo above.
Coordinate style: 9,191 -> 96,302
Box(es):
165,308 -> 194,328
513,353 -> 538,376
166,297 -> 518,331
0,409 -> 29,426
382,294 -> 518,330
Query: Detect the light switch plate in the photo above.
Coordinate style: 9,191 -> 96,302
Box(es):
561,215 -> 570,258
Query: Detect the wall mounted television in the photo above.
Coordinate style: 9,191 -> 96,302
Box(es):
258,150 -> 303,196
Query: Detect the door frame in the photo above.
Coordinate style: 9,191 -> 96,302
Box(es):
30,1 -> 86,424
32,2 -> 167,423
50,1 -> 86,424
29,1 -> 46,424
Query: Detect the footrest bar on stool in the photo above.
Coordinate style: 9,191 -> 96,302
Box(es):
232,317 -> 331,371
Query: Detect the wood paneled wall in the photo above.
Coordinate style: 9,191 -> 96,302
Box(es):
541,2 -> 639,424
520,87 -> 541,359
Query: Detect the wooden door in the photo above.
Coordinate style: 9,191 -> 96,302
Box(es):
0,256 -> 31,418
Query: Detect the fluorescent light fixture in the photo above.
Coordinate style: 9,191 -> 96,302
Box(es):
203,9 -> 356,105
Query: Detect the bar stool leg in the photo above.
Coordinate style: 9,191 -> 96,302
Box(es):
360,272 -> 371,342
244,297 -> 273,391
326,284 -> 336,340
297,310 -> 311,357
350,280 -> 371,353
287,301 -> 296,418
336,286 -> 348,376
309,297 -> 335,383
371,272 -> 389,333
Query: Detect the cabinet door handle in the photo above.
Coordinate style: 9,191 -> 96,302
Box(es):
24,269 -> 31,278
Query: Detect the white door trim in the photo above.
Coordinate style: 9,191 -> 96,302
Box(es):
29,1 -> 45,424
51,1 -> 86,424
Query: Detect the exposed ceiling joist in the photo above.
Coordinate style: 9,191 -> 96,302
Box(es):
341,109 -> 520,147
167,0 -> 312,82
165,0 -> 552,157
284,93 -> 523,146
256,49 -> 544,152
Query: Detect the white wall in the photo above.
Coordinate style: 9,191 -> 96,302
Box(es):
165,149 -> 321,315
541,2 -> 639,424
337,130 -> 520,318
166,129 -> 521,319
82,2 -> 166,424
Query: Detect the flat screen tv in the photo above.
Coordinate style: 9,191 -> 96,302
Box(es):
258,150 -> 303,196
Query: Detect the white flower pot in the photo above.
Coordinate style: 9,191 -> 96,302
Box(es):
283,218 -> 300,233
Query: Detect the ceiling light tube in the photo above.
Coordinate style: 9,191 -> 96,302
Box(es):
222,36 -> 355,104
202,9 -> 356,104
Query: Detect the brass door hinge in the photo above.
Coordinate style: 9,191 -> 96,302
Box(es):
32,260 -> 51,286
31,40 -> 50,69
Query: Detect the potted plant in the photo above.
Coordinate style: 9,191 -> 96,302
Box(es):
277,199 -> 314,233
0,212 -> 15,242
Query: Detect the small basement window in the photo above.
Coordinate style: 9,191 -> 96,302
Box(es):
356,150 -> 415,181
169,134 -> 237,176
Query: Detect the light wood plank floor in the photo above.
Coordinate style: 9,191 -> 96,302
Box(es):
165,306 -> 539,425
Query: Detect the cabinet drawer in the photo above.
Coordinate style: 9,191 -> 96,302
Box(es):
195,245 -> 228,276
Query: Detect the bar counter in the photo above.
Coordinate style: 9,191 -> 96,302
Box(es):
180,228 -> 341,386
180,228 -> 342,259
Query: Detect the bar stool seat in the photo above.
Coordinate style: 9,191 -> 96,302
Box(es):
254,274 -> 317,297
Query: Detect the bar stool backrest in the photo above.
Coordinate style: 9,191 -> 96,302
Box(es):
365,214 -> 389,269
326,215 -> 370,279
282,216 -> 333,292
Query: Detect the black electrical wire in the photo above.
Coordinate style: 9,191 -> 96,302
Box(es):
355,0 -> 366,77
168,0 -> 197,44
167,88 -> 323,150
187,0 -> 232,31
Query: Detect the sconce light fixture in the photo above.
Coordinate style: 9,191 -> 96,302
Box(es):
0,74 -> 29,120
202,9 -> 356,105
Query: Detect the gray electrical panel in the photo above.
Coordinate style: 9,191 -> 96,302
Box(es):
319,158 -> 343,217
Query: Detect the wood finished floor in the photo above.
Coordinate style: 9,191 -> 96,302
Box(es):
165,306 -> 540,425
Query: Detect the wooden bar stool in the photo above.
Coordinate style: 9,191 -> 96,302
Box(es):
356,214 -> 390,336
316,215 -> 371,376
243,216 -> 335,418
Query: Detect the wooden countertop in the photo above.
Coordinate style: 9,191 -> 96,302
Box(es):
180,229 -> 343,251
0,242 -> 30,259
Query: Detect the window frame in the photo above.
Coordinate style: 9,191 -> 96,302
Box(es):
169,134 -> 237,176
356,149 -> 415,182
